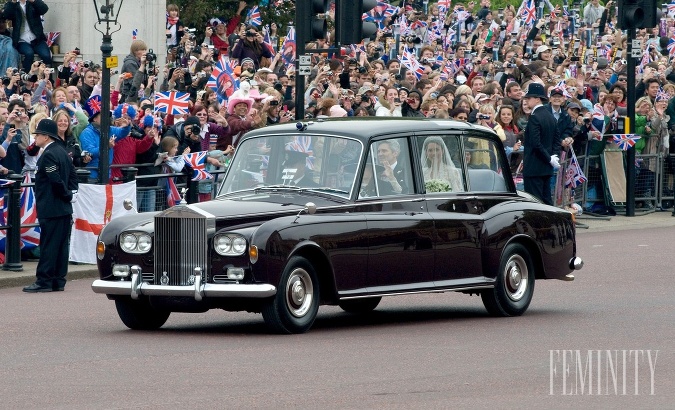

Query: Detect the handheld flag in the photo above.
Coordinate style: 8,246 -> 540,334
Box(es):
154,91 -> 191,115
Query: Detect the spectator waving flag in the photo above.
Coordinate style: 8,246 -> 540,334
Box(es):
45,32 -> 60,47
208,55 -> 239,103
437,0 -> 451,18
183,152 -> 213,181
564,150 -> 587,188
611,134 -> 641,151
154,91 -> 191,114
246,6 -> 262,28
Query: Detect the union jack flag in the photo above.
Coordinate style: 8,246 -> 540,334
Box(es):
591,103 -> 607,136
132,28 -> 138,40
611,134 -> 641,151
280,26 -> 296,66
263,25 -> 275,54
183,152 -> 213,181
669,1 -> 675,17
564,150 -> 587,188
163,169 -> 182,207
400,49 -> 424,79
427,19 -> 443,43
208,56 -> 239,104
0,174 -> 41,251
454,6 -> 470,22
668,36 -> 675,56
87,95 -> 101,114
656,88 -> 671,102
154,91 -> 190,115
409,19 -> 427,31
437,0 -> 451,17
45,32 -> 60,47
246,6 -> 262,28
520,0 -> 537,25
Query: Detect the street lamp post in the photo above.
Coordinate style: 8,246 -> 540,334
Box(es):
93,0 -> 124,184
391,22 -> 400,60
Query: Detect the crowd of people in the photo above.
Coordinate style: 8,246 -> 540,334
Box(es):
1,0 -> 675,210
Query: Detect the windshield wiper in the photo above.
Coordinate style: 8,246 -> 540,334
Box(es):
304,187 -> 349,195
254,185 -> 302,192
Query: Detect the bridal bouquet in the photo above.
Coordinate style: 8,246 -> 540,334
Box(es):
425,179 -> 451,193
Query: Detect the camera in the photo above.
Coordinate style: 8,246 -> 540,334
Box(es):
1,77 -> 10,86
44,68 -> 54,75
198,72 -> 206,78
505,63 -> 517,68
358,66 -> 367,74
274,82 -> 283,92
246,30 -> 256,37
269,100 -> 279,106
81,150 -> 90,157
570,56 -> 580,62
73,48 -> 81,55
146,49 -> 157,63
583,117 -> 591,124
478,113 -> 491,120
20,72 -> 38,82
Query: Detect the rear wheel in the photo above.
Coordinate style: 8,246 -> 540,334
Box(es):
481,243 -> 535,317
338,297 -> 382,313
115,298 -> 171,330
262,256 -> 320,334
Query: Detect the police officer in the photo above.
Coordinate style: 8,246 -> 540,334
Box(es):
23,119 -> 78,293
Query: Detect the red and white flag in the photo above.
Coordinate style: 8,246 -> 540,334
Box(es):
69,181 -> 137,264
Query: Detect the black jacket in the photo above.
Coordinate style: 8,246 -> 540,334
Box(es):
35,139 -> 78,219
546,104 -> 574,141
522,105 -> 560,177
3,0 -> 49,47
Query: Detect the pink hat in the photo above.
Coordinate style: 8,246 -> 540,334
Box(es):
227,96 -> 253,115
329,105 -> 348,117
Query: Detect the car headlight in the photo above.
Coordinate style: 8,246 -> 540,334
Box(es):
119,233 -> 152,254
214,234 -> 247,256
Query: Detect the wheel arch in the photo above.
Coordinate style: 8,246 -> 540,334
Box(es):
502,234 -> 546,280
289,242 -> 338,305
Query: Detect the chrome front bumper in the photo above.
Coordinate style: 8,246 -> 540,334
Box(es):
92,271 -> 276,301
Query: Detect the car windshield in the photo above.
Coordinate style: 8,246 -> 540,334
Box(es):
219,134 -> 363,199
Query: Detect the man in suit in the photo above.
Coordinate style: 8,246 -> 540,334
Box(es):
2,0 -> 53,72
377,139 -> 409,195
522,83 -> 560,205
281,150 -> 319,188
547,87 -> 575,149
23,119 -> 78,293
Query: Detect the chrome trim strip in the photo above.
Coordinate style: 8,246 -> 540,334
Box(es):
339,284 -> 494,300
91,279 -> 276,299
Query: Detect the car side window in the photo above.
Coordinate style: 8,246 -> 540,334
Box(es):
359,138 -> 413,198
418,135 -> 465,193
463,136 -> 509,192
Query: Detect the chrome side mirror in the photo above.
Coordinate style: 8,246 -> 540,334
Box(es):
123,199 -> 137,213
293,202 -> 316,223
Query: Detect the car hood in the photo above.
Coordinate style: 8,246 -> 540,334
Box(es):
190,191 -> 346,219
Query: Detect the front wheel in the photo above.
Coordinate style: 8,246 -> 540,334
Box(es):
262,256 -> 320,334
115,298 -> 171,330
481,243 -> 535,317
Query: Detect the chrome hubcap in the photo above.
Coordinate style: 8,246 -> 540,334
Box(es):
504,255 -> 528,302
285,268 -> 313,318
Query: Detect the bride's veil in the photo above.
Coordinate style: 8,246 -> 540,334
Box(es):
421,136 -> 456,178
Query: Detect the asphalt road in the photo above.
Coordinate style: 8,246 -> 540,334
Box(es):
0,227 -> 673,409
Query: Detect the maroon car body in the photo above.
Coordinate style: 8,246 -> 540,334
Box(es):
92,119 -> 583,333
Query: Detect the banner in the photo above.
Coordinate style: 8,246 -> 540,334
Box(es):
69,181 -> 137,264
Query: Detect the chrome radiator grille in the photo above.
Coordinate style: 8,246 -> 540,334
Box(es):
154,206 -> 211,286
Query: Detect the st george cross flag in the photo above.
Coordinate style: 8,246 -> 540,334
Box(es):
0,174 -> 40,253
611,134 -> 641,151
246,5 -> 262,27
154,91 -> 191,114
564,150 -> 587,188
69,181 -> 137,264
183,152 -> 213,181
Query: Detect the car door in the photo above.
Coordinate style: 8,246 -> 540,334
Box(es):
356,136 -> 435,291
416,133 -> 484,285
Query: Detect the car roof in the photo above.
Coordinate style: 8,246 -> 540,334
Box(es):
241,118 -> 499,144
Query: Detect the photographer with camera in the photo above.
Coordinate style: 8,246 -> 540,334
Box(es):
230,25 -> 273,71
120,39 -> 150,103
0,99 -> 30,174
